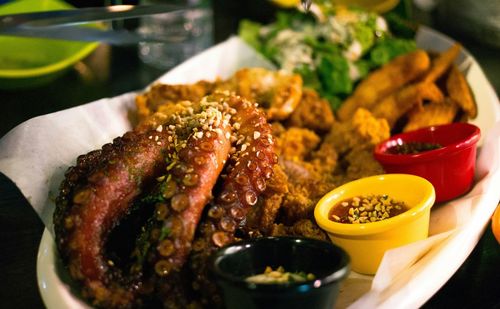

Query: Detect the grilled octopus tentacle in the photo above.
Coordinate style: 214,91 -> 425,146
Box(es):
136,114 -> 232,276
134,112 -> 232,309
55,92 -> 280,308
189,94 -> 278,306
210,94 -> 278,246
54,130 -> 172,308
55,96 -> 235,308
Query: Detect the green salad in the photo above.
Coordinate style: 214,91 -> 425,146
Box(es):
239,6 -> 416,110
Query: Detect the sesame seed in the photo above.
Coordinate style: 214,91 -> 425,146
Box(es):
156,125 -> 163,132
156,175 -> 165,182
253,131 -> 261,140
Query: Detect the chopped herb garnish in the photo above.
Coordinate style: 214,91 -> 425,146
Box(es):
159,226 -> 171,241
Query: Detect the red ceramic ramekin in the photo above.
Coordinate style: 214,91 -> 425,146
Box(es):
374,123 -> 481,202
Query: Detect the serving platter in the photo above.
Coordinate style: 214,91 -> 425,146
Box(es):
0,26 -> 498,308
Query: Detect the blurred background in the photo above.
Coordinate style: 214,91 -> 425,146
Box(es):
0,1 -> 499,308
1,0 -> 497,137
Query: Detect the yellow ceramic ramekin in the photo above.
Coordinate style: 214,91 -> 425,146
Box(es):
314,174 -> 435,275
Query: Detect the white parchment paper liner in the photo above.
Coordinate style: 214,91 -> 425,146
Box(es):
1,28 -> 499,308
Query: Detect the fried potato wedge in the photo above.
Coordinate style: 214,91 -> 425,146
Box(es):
422,43 -> 461,83
372,82 -> 444,127
446,64 -> 477,118
337,50 -> 430,121
403,98 -> 459,132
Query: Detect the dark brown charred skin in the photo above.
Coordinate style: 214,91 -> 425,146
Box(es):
188,94 -> 278,307
54,130 -> 172,308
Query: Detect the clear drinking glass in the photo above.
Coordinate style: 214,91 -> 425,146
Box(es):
137,0 -> 213,70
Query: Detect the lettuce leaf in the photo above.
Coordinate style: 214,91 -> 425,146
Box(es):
369,37 -> 416,66
238,19 -> 263,51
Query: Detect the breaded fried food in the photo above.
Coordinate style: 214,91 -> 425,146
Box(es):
337,50 -> 430,121
276,127 -> 321,160
342,147 -> 385,183
310,141 -> 339,177
280,159 -> 322,186
324,108 -> 390,154
306,108 -> 389,188
135,81 -> 215,122
372,82 -> 444,127
403,98 -> 459,132
221,68 -> 303,121
312,109 -> 388,184
269,219 -> 328,241
422,43 -> 461,83
446,64 -> 477,118
135,100 -> 197,133
280,182 -> 317,223
278,158 -> 335,223
271,121 -> 344,225
280,176 -> 335,223
287,89 -> 335,133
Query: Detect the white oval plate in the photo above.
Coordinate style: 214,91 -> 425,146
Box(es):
36,29 -> 500,309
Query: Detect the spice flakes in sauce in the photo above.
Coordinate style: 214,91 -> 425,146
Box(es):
329,194 -> 408,224
245,266 -> 315,284
388,142 -> 442,155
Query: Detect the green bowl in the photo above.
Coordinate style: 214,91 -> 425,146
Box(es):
0,0 -> 100,90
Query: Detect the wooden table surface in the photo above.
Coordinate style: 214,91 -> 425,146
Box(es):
1,1 -> 499,308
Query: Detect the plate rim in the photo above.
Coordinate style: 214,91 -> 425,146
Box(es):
36,28 -> 500,309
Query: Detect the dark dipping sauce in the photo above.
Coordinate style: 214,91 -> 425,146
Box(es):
328,194 -> 409,224
388,142 -> 442,155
